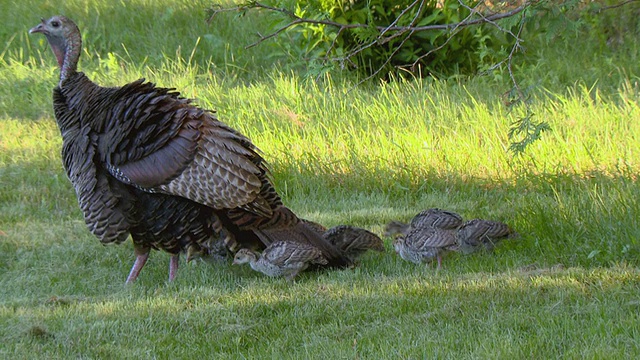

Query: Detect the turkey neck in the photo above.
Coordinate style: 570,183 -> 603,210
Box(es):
51,25 -> 81,86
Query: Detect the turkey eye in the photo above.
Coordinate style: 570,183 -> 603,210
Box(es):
51,21 -> 60,27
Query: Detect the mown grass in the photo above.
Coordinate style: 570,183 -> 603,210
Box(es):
2,0 -> 640,358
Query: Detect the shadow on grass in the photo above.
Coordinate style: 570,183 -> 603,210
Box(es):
3,260 -> 639,358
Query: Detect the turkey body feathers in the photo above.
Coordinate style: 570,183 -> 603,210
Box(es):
129,188 -> 224,258
57,73 -> 267,213
55,72 -> 349,264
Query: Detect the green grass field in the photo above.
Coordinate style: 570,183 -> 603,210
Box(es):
2,0 -> 640,358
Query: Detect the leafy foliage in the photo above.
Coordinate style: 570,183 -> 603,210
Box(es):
272,0 -> 516,79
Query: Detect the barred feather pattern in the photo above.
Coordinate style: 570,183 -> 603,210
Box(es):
54,86 -> 133,244
323,225 -> 385,261
233,241 -> 328,279
301,219 -> 328,234
53,72 -> 326,260
384,208 -> 463,238
55,80 -> 229,258
410,208 -> 463,230
393,227 -> 458,264
457,219 -> 517,254
128,188 -> 225,258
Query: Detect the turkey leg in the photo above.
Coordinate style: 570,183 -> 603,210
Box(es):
126,247 -> 150,283
168,254 -> 179,281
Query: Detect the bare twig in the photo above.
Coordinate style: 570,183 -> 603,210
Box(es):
593,0 -> 640,13
378,0 -> 427,45
352,30 -> 417,89
207,0 -> 636,154
206,4 -> 244,24
379,0 -> 423,38
208,0 -> 636,81
408,1 -> 485,71
459,0 -> 521,40
325,26 -> 345,65
502,8 -> 551,155
344,0 -> 428,86
246,18 -> 306,49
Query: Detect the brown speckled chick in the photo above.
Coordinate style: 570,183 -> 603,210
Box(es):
323,225 -> 385,261
393,226 -> 458,269
384,208 -> 463,238
456,219 -> 517,254
232,241 -> 328,280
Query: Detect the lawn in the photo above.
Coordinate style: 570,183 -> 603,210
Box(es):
1,0 -> 640,358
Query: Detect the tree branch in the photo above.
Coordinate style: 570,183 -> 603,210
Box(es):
379,0 -> 423,38
246,18 -> 306,49
593,0 -> 640,13
211,0 -> 530,86
210,1 -> 529,50
408,1 -> 487,71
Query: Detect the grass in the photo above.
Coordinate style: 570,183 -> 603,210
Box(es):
2,0 -> 640,358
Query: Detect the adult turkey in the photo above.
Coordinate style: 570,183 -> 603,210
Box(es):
29,15 -> 351,283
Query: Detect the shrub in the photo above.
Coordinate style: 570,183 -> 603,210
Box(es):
264,0 -> 516,79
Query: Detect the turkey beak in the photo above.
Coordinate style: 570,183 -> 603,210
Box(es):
29,20 -> 47,34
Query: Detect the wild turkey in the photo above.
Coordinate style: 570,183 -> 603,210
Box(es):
393,226 -> 458,269
384,208 -> 463,238
29,16 -> 351,283
232,241 -> 328,280
456,219 -> 517,254
323,225 -> 385,261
